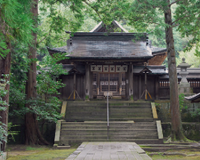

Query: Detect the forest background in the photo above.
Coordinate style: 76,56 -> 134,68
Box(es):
0,0 -> 200,152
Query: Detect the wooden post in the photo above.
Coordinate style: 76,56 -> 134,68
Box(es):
128,64 -> 133,97
85,64 -> 90,99
155,77 -> 159,100
89,71 -> 93,99
119,73 -> 122,95
73,73 -> 76,99
97,73 -> 100,95
139,75 -> 141,99
125,70 -> 129,100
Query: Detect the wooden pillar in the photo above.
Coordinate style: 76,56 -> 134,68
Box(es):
85,64 -> 90,99
139,75 -> 141,99
125,70 -> 129,100
128,64 -> 133,97
73,72 -> 76,99
155,77 -> 159,100
119,73 -> 122,95
97,73 -> 100,95
90,71 -> 93,99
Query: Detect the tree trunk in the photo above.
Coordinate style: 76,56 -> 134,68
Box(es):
164,0 -> 186,141
0,42 -> 11,152
25,0 -> 49,145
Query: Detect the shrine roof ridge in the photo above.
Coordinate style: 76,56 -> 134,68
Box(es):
67,32 -> 148,41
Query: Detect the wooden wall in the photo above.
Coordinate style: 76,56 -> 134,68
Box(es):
59,73 -> 200,101
60,74 -> 85,100
133,74 -> 157,100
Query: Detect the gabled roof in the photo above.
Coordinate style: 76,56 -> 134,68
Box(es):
66,32 -> 152,60
90,20 -> 128,33
133,65 -> 167,75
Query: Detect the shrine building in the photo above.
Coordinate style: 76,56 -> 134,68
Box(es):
48,21 -> 170,101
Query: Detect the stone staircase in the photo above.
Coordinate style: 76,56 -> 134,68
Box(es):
65,102 -> 154,122
55,101 -> 163,146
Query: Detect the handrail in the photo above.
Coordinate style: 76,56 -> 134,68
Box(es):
107,91 -> 109,140
107,91 -> 109,127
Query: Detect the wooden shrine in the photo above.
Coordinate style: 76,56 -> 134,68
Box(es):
48,21 -> 200,101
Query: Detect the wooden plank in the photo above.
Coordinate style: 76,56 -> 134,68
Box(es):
156,120 -> 163,139
61,101 -> 67,119
151,102 -> 158,119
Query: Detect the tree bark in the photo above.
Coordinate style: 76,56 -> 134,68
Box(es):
25,0 -> 49,145
0,42 -> 11,152
164,0 -> 185,141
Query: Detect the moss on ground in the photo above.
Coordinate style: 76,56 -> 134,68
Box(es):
148,149 -> 200,160
7,145 -> 76,160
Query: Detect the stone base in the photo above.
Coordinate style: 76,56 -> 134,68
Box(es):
178,83 -> 192,94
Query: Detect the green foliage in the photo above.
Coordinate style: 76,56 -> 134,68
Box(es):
179,93 -> 188,112
7,122 -> 19,142
124,0 -> 200,66
28,53 -> 68,122
0,75 -> 9,149
0,0 -> 33,56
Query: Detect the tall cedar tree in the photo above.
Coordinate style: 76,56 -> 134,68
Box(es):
25,0 -> 49,145
126,0 -> 200,141
0,0 -> 33,151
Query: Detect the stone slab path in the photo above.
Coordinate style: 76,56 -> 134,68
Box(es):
65,142 -> 152,160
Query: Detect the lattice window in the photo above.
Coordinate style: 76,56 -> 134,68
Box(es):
159,80 -> 170,87
188,80 -> 200,87
100,74 -> 108,92
110,73 -> 119,92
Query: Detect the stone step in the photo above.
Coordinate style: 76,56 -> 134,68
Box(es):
66,117 -> 154,120
65,139 -> 163,144
61,134 -> 158,140
61,128 -> 157,132
62,121 -> 156,125
68,102 -> 151,106
62,126 -> 156,130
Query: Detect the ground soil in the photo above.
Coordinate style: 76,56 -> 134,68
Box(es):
6,145 -> 77,160
148,149 -> 200,160
6,144 -> 200,160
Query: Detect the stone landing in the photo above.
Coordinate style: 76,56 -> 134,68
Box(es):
65,142 -> 152,160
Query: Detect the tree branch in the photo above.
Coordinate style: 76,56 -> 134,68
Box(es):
172,12 -> 199,25
83,0 -> 103,22
169,0 -> 182,7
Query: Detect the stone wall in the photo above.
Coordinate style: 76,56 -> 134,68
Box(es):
155,100 -> 200,122
155,100 -> 200,140
162,122 -> 200,141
